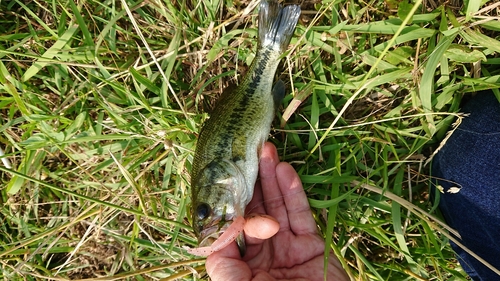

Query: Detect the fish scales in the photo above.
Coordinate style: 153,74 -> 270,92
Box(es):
193,49 -> 279,182
191,0 -> 300,255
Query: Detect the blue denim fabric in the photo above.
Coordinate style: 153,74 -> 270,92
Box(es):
432,91 -> 500,281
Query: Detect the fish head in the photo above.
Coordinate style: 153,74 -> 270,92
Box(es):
191,159 -> 248,249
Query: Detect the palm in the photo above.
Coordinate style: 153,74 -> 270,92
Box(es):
206,143 -> 348,281
244,231 -> 333,280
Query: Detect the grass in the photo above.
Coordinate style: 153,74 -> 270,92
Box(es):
0,0 -> 499,280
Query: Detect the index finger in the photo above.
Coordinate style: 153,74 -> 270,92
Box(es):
258,142 -> 290,230
245,181 -> 266,215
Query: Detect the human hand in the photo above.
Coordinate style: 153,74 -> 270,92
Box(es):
206,142 -> 349,281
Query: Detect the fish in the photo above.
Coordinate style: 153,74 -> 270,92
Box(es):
190,0 -> 301,256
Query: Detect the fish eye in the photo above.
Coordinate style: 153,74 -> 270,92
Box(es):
196,203 -> 211,220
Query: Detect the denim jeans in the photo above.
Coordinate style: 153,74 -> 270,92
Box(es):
432,91 -> 500,280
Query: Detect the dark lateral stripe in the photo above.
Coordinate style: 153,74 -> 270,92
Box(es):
246,49 -> 271,95
223,49 -> 273,131
211,48 -> 275,157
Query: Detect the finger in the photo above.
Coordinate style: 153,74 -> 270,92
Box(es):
239,214 -> 279,259
244,214 -> 280,239
243,181 -> 271,246
243,144 -> 281,246
258,142 -> 289,229
276,162 -> 317,235
244,143 -> 277,246
206,245 -> 252,281
245,181 -> 266,215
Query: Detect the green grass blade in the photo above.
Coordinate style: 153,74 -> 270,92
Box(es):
22,25 -> 79,81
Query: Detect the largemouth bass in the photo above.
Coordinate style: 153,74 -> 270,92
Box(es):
191,0 -> 300,255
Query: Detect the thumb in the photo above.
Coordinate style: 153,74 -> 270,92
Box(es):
206,243 -> 252,281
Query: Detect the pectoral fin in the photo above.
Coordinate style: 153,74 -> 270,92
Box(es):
236,231 -> 246,257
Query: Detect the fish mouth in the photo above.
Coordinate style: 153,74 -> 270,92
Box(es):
198,218 -> 246,256
198,221 -> 231,247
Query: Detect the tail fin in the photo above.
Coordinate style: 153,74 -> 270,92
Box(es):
258,0 -> 301,53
